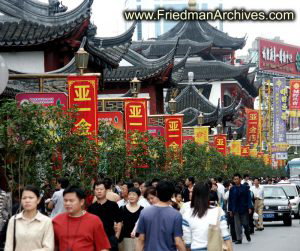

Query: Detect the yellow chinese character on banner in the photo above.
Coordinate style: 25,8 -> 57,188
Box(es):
217,139 -> 224,146
129,105 -> 142,118
75,118 -> 92,135
74,85 -> 91,101
249,113 -> 257,120
249,127 -> 257,134
169,121 -> 179,132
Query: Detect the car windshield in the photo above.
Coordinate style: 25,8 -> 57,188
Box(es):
280,186 -> 297,197
264,187 -> 287,199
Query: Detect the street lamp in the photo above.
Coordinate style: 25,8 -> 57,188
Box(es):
130,77 -> 141,98
216,124 -> 222,134
242,137 -> 247,146
233,131 -> 237,140
197,112 -> 204,126
75,47 -> 89,75
169,98 -> 177,114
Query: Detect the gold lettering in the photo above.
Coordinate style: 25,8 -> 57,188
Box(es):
217,139 -> 224,146
129,105 -> 142,118
169,121 -> 179,132
74,85 -> 91,101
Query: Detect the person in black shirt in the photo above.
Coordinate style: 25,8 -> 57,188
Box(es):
88,180 -> 122,251
120,187 -> 143,251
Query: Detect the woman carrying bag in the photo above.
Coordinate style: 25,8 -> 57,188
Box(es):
119,187 -> 143,251
182,182 -> 233,251
4,185 -> 54,251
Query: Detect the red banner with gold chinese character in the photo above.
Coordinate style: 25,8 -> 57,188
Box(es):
68,76 -> 98,141
241,146 -> 250,157
124,98 -> 148,168
290,80 -> 300,117
257,152 -> 264,159
214,135 -> 227,155
246,110 -> 259,144
165,115 -> 183,151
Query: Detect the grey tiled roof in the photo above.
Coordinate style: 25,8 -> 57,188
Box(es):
157,21 -> 246,50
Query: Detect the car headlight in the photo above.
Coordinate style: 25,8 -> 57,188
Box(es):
278,206 -> 289,210
291,203 -> 297,206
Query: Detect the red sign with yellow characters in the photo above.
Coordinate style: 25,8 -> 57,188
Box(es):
246,110 -> 259,144
165,115 -> 183,151
214,135 -> 227,156
241,146 -> 250,157
68,76 -> 98,141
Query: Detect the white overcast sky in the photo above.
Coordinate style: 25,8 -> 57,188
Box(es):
41,0 -> 300,56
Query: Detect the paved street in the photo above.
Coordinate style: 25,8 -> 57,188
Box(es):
234,219 -> 300,251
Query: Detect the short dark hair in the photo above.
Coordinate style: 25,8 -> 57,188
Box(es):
253,177 -> 259,181
144,186 -> 157,198
151,178 -> 160,184
156,181 -> 175,202
124,181 -> 134,190
58,177 -> 69,189
223,180 -> 230,188
63,185 -> 85,200
128,187 -> 141,197
217,177 -> 223,183
233,173 -> 242,179
94,180 -> 109,190
133,179 -> 142,185
23,185 -> 40,198
188,177 -> 195,184
244,174 -> 250,178
103,177 -> 112,188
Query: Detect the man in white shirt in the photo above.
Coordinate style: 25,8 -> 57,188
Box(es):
48,177 -> 69,218
242,174 -> 253,186
117,181 -> 134,207
250,178 -> 264,231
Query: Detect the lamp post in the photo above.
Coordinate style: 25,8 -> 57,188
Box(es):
197,112 -> 204,126
75,47 -> 89,75
233,131 -> 237,140
169,98 -> 177,114
242,137 -> 247,146
130,77 -> 141,98
216,124 -> 222,135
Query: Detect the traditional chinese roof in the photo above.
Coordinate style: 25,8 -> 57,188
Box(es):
103,40 -> 178,82
0,0 -> 93,47
166,84 -> 241,126
156,21 -> 246,50
179,61 -> 258,96
131,39 -> 212,58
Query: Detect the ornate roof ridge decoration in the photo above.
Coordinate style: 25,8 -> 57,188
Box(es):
171,47 -> 191,84
156,20 -> 246,50
103,38 -> 178,82
91,21 -> 136,47
124,42 -> 177,68
131,39 -> 212,57
85,23 -> 136,69
0,0 -> 93,26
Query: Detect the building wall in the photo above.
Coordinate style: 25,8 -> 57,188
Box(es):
208,81 -> 221,107
125,0 -> 224,40
0,51 -> 45,73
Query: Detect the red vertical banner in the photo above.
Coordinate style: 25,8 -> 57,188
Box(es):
246,110 -> 259,144
165,115 -> 183,151
214,135 -> 227,156
68,76 -> 98,141
241,145 -> 250,157
124,98 -> 148,168
258,152 -> 264,159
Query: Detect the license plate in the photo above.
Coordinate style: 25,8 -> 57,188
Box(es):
263,213 -> 275,219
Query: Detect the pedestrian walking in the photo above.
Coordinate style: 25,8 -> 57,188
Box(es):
224,181 -> 237,242
4,185 -> 54,251
182,182 -> 233,251
183,177 -> 195,202
119,188 -> 143,251
228,173 -> 253,244
135,181 -> 186,251
88,180 -> 122,251
104,178 -> 121,202
138,182 -> 150,208
144,186 -> 159,205
47,177 -> 69,218
53,185 -> 111,251
0,187 -> 10,249
117,182 -> 134,207
250,177 -> 264,231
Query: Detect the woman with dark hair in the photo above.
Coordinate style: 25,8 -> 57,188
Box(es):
119,187 -> 143,251
4,185 -> 54,251
182,182 -> 233,251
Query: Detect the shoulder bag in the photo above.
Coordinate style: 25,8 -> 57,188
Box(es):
207,207 -> 228,251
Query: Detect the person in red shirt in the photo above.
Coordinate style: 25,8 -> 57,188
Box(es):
53,185 -> 110,251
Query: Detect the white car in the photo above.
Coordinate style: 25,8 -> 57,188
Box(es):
276,182 -> 300,218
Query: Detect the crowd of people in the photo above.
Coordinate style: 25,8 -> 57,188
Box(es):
0,174 -> 290,251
